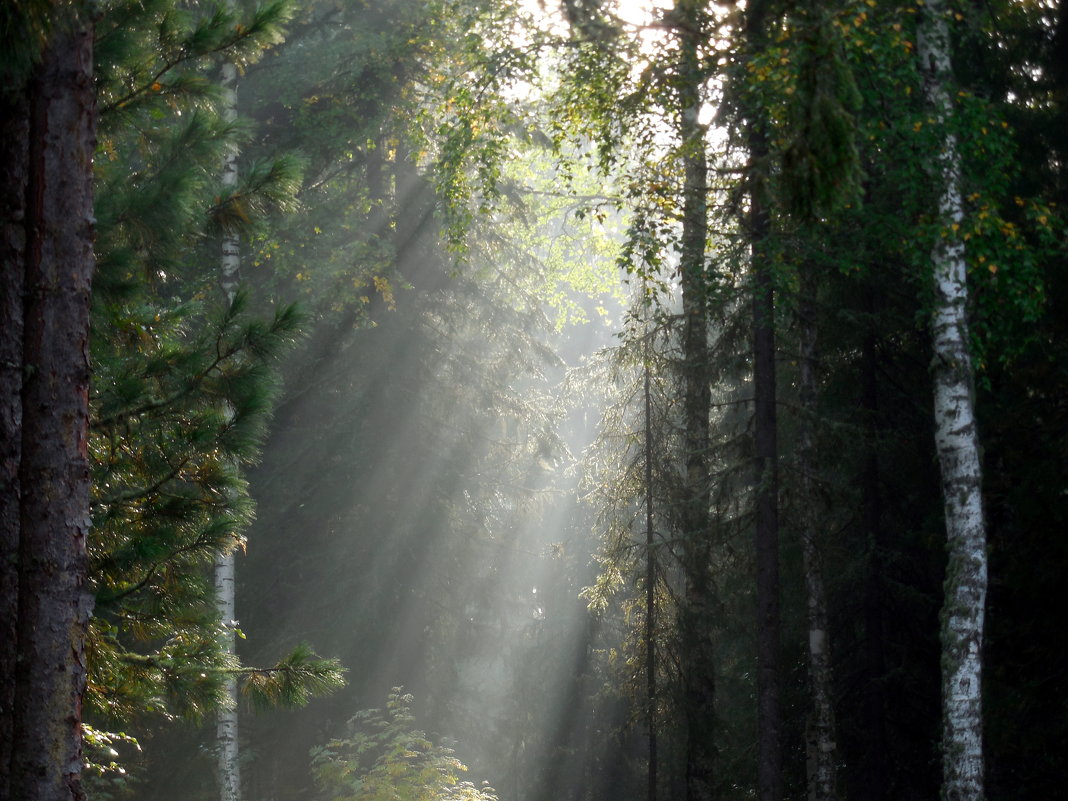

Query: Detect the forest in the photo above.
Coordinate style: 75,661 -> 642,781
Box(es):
1,1 -> 1065,801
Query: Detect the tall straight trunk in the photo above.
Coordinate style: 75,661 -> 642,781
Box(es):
644,310 -> 657,801
860,288 -> 889,801
215,52 -> 242,801
797,260 -> 836,801
745,2 -> 782,799
673,5 -> 715,801
0,87 -> 29,801
7,13 -> 96,801
918,5 -> 988,800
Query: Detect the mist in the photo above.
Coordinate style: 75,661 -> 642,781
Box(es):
5,2 -> 1065,801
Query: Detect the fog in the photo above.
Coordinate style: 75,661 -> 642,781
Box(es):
127,131 -> 644,801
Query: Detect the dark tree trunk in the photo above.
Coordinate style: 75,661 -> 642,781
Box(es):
674,5 -> 715,801
798,259 -> 837,801
860,289 -> 889,801
0,85 -> 29,801
746,2 -> 782,799
7,14 -> 96,801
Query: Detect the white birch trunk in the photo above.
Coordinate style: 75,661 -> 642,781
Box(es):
215,54 -> 241,801
215,550 -> 240,801
918,5 -> 987,800
219,58 -> 241,301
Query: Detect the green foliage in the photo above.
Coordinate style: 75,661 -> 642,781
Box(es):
310,690 -> 498,801
82,0 -> 349,782
0,0 -> 91,89
54,0 -> 1068,798
96,0 -> 293,120
241,643 -> 346,711
90,214 -> 308,735
83,725 -> 142,777
780,8 -> 863,218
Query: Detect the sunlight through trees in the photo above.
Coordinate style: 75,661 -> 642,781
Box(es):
2,2 -> 1066,801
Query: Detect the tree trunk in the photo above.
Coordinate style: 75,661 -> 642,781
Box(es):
860,287 -> 889,801
644,306 -> 658,801
918,4 -> 988,800
797,260 -> 836,801
215,51 -> 242,801
0,86 -> 29,801
745,2 -> 782,799
674,5 -> 716,801
7,14 -> 96,801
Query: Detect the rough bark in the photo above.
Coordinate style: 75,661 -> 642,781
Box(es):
215,53 -> 242,801
674,4 -> 716,801
0,87 -> 29,801
745,1 -> 782,799
8,14 -> 96,801
797,260 -> 837,801
918,4 -> 988,800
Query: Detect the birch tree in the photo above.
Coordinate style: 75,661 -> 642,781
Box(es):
917,3 -> 988,799
216,25 -> 242,801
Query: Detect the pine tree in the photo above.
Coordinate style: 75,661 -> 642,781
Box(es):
83,0 -> 344,786
0,4 -> 96,800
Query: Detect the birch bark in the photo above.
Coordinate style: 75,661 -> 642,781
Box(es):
215,53 -> 242,801
917,4 -> 988,800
